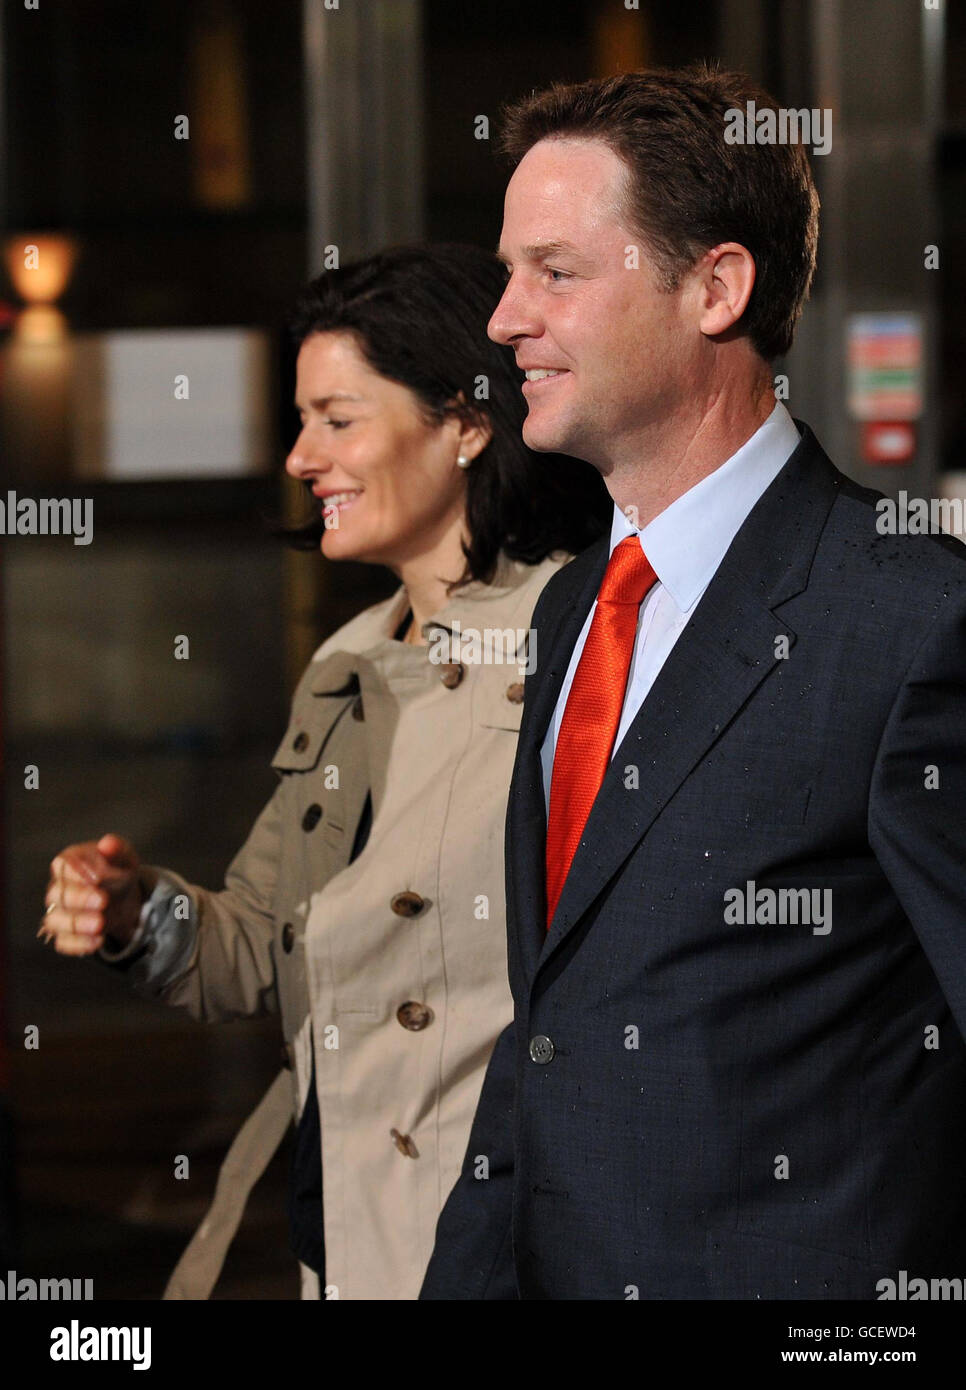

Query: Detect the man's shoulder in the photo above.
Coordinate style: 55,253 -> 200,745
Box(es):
768,420 -> 966,601
821,463 -> 966,597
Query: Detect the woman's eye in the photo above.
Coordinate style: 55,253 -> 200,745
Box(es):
326,419 -> 351,430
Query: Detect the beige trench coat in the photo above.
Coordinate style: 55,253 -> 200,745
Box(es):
131,550 -> 569,1299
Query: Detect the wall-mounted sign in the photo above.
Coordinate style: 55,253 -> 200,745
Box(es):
847,313 -> 923,421
861,421 -> 917,465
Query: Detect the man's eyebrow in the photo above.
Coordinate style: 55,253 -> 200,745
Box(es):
494,240 -> 584,264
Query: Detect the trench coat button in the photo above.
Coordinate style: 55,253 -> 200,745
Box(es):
280,1042 -> 294,1069
390,1128 -> 419,1159
292,731 -> 309,751
352,695 -> 364,720
529,1034 -> 555,1064
302,803 -> 323,832
391,891 -> 425,918
396,1000 -> 433,1031
505,681 -> 525,704
438,662 -> 464,689
281,922 -> 295,953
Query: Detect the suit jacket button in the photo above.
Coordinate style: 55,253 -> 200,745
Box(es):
302,803 -> 323,831
292,731 -> 309,751
391,891 -> 425,917
280,1042 -> 294,1069
505,681 -> 525,704
439,662 -> 464,689
396,1001 -> 433,1031
390,1128 -> 419,1158
529,1034 -> 555,1064
281,922 -> 295,953
352,695 -> 364,720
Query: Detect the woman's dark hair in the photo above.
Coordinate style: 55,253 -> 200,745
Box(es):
282,242 -> 611,589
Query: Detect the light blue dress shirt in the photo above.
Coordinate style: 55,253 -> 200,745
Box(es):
540,401 -> 803,813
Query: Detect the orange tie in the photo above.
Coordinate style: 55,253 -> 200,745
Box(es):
545,535 -> 658,929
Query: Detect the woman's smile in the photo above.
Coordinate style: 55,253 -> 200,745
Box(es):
319,488 -> 364,515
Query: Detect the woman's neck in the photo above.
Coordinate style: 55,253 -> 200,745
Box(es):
396,518 -> 472,646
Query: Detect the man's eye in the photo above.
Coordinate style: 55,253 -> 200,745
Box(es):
546,267 -> 569,283
326,419 -> 351,430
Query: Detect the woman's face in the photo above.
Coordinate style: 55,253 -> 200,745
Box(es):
285,331 -> 478,569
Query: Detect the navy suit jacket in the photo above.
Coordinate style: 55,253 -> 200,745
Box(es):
421,422 -> 966,1300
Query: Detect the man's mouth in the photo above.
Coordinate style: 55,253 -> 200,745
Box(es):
522,369 -> 569,392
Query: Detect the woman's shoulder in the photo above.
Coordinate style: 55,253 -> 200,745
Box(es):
483,548 -> 579,621
305,587 -> 406,667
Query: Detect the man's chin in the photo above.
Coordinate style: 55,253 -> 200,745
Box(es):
522,414 -> 572,455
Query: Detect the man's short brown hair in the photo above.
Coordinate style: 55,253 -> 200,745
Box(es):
500,63 -> 820,362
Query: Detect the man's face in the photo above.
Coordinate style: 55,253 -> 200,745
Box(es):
491,137 -> 696,470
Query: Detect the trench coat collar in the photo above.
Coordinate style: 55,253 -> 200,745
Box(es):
411,549 -> 562,641
308,549 -> 557,694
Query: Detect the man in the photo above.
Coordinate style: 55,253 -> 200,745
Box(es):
421,65 -> 966,1300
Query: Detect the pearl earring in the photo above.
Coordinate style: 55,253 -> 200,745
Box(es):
456,454 -> 471,469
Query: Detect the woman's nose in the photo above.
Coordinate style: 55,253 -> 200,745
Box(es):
285,431 -> 326,479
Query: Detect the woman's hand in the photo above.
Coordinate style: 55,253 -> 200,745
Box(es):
41,833 -> 144,956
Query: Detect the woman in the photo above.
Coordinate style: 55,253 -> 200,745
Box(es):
41,243 -> 610,1300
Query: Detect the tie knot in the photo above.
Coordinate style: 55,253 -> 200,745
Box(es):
599,534 -> 657,605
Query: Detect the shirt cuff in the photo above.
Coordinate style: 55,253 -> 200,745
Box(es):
98,894 -> 152,962
97,867 -> 201,994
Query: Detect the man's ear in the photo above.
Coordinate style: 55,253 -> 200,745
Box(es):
695,242 -> 757,338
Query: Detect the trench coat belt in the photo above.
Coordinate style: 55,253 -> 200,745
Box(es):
162,1068 -> 293,1300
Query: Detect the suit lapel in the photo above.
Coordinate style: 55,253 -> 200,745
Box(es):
541,571 -> 795,959
506,538 -> 609,984
510,424 -> 843,986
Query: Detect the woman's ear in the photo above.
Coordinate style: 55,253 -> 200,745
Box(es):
457,413 -> 493,464
448,392 -> 493,465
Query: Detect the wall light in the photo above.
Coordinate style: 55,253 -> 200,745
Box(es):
3,234 -> 78,305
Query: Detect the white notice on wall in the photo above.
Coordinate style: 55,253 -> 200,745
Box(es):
72,328 -> 271,479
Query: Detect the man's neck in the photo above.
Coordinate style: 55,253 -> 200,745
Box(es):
606,379 -> 776,529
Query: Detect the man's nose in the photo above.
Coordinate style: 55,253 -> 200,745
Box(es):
487,276 -> 540,346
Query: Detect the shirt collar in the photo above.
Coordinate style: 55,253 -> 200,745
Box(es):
609,402 -> 803,612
